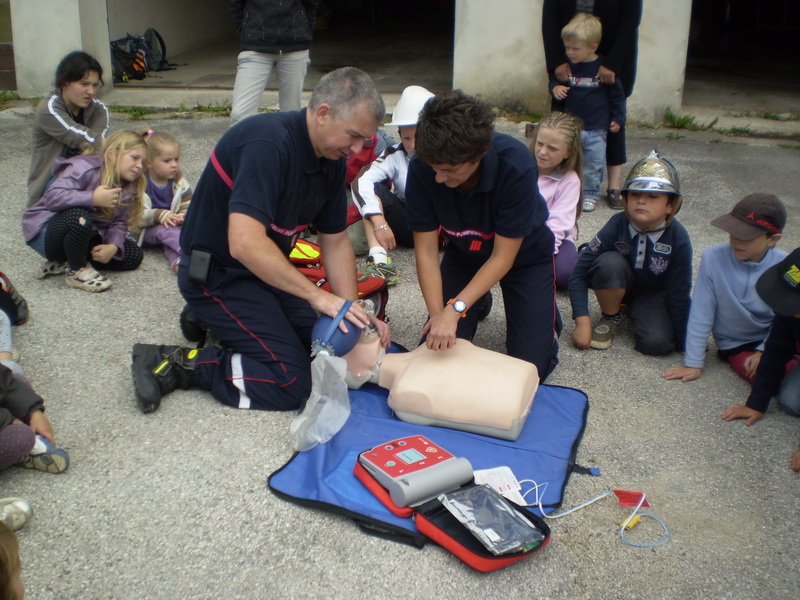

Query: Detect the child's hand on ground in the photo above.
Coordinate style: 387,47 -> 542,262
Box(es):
721,405 -> 764,426
552,85 -> 569,101
610,121 -> 621,133
661,366 -> 702,382
791,447 -> 800,473
92,185 -> 122,208
90,244 -> 117,264
743,351 -> 762,379
27,410 -> 55,443
162,212 -> 183,228
571,317 -> 592,349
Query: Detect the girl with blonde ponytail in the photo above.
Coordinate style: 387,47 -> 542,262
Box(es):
22,130 -> 147,292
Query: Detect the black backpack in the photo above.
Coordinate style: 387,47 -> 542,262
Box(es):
143,28 -> 173,72
110,34 -> 148,83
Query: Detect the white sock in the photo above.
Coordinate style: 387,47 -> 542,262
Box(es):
369,247 -> 388,264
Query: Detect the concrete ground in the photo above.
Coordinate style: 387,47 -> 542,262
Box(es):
0,89 -> 799,598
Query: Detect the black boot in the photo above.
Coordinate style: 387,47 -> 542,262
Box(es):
131,344 -> 198,414
179,304 -> 207,347
476,290 -> 493,322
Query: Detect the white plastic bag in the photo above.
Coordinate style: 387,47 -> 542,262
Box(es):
289,353 -> 351,452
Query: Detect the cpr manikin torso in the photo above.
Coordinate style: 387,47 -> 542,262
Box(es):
344,335 -> 539,440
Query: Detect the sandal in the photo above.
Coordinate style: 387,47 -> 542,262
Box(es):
65,266 -> 112,293
606,188 -> 623,210
37,260 -> 68,279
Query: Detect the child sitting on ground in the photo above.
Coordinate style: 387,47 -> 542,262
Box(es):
720,248 -> 800,473
568,150 -> 692,354
0,283 -> 69,475
0,520 -> 25,598
530,111 -> 584,290
550,12 -> 625,213
133,131 -> 193,274
22,130 -> 146,292
662,194 -> 787,383
351,85 -> 435,285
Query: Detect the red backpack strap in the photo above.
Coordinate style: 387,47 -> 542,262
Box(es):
210,147 -> 234,190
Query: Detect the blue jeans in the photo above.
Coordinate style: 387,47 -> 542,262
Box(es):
777,362 -> 800,417
581,129 -> 607,201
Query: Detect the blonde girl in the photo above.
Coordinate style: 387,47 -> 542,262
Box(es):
0,521 -> 24,599
134,131 -> 193,274
530,112 -> 584,289
22,130 -> 146,292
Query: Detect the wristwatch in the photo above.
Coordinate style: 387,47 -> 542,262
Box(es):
447,298 -> 468,318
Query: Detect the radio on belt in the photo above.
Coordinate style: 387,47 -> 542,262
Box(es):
357,435 -> 474,507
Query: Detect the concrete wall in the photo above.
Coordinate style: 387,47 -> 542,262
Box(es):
107,0 -> 231,57
454,0 -> 692,122
10,0 -> 111,96
453,0 -> 551,111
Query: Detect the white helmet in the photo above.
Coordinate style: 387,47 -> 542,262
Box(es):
387,85 -> 435,127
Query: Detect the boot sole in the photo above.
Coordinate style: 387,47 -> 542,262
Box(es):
131,344 -> 163,414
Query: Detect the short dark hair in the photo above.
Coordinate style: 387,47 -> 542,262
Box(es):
308,66 -> 385,123
415,90 -> 495,165
54,51 -> 104,89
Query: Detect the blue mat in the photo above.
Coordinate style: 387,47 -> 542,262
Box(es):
268,383 -> 589,545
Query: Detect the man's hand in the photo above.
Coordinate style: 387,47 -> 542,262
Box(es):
598,65 -> 616,85
743,351 -> 762,379
722,405 -> 764,426
661,366 -> 702,382
91,244 -> 117,264
368,315 -> 391,348
27,410 -> 55,443
610,121 -> 621,133
92,185 -> 121,208
571,317 -> 592,349
552,85 -> 569,101
554,62 -> 571,83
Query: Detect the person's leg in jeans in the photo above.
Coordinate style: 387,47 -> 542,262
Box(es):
580,129 -> 607,211
274,50 -> 310,112
230,50 -> 276,125
777,362 -> 800,417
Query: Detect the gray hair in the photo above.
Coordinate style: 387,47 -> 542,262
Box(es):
308,67 -> 385,123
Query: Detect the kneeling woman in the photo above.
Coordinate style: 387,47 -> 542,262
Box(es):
405,91 -> 561,381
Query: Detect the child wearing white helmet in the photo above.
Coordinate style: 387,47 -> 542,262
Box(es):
568,150 -> 693,355
351,85 -> 435,285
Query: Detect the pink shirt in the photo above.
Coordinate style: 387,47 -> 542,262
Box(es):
538,169 -> 580,253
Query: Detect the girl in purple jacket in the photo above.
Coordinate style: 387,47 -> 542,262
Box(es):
22,130 -> 146,292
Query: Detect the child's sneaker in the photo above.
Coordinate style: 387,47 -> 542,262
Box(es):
589,317 -> 617,350
0,271 -> 29,325
65,266 -> 112,292
36,260 -> 68,279
582,198 -> 597,212
19,435 -> 70,473
365,256 -> 398,286
0,497 -> 33,531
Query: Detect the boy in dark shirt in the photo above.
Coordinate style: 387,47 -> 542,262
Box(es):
568,151 -> 691,355
722,248 -> 800,472
550,12 -> 625,213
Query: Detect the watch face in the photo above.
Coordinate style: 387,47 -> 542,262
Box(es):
454,300 -> 467,313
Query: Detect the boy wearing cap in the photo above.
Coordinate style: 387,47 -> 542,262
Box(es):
352,85 -> 435,285
662,194 -> 787,383
722,248 -> 800,430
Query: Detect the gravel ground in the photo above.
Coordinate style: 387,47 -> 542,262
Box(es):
0,104 -> 798,600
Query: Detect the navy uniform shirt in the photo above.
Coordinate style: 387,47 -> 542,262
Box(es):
181,109 -> 347,268
405,132 -> 553,269
568,211 -> 693,349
